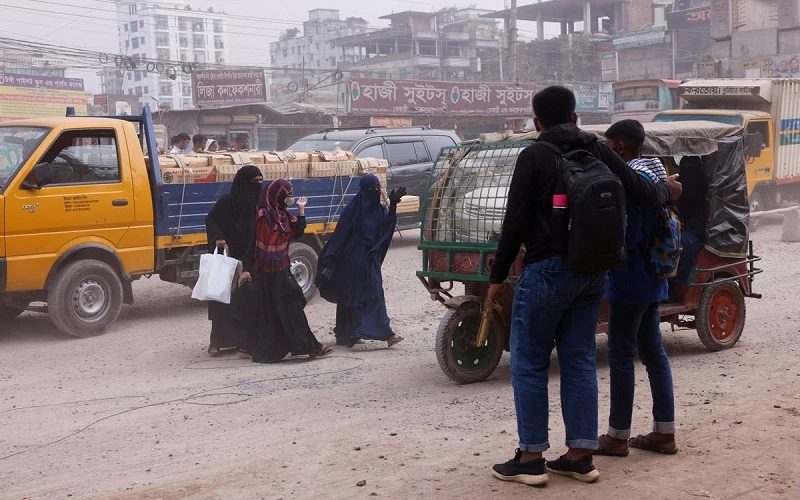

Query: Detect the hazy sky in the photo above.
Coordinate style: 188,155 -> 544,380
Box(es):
1,0 -> 533,92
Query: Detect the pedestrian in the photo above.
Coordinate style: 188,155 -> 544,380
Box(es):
488,86 -> 681,487
217,136 -> 232,151
192,134 -> 207,153
170,133 -> 191,154
595,119 -> 678,457
235,133 -> 250,151
204,165 -> 263,357
317,174 -> 406,348
204,139 -> 220,152
247,179 -> 334,363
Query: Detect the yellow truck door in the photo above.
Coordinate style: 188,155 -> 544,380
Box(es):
4,126 -> 136,291
744,119 -> 775,198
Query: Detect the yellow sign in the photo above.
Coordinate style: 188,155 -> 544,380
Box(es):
370,117 -> 413,128
0,72 -> 87,121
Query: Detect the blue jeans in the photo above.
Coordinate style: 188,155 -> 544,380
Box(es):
606,302 -> 675,438
510,256 -> 608,453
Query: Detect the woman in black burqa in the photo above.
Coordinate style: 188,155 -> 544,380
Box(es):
204,165 -> 262,357
316,174 -> 406,347
248,179 -> 335,363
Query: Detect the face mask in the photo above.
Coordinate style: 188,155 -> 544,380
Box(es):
284,196 -> 295,207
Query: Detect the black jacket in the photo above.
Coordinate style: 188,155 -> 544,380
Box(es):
489,123 -> 674,284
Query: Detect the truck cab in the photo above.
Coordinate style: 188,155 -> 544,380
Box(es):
0,117 -> 155,332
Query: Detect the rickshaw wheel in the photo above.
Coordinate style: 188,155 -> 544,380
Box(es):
436,303 -> 504,384
696,281 -> 746,351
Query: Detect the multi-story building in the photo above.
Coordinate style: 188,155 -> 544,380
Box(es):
709,0 -> 800,78
269,9 -> 368,98
101,0 -> 229,110
0,50 -> 69,78
335,9 -> 500,81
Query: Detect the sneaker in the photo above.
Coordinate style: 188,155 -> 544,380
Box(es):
545,454 -> 600,483
492,449 -> 549,486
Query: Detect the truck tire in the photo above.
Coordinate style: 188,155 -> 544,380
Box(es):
0,303 -> 27,321
289,242 -> 318,302
696,281 -> 746,351
47,260 -> 124,338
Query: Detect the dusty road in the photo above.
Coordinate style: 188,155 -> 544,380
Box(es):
1,224 -> 799,500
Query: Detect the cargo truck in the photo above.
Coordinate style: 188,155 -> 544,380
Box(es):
0,108 -> 367,337
654,79 -> 800,215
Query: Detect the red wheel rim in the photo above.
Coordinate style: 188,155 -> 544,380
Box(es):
708,289 -> 738,341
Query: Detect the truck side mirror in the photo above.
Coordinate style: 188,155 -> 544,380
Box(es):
745,133 -> 763,159
20,162 -> 53,190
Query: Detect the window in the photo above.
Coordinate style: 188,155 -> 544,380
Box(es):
139,20 -> 144,28
194,52 -> 206,63
747,121 -> 770,149
413,142 -> 431,163
213,20 -> 224,33
356,144 -> 385,160
135,86 -> 142,96
214,36 -> 224,49
179,52 -> 188,62
143,86 -> 148,94
156,15 -> 168,30
127,73 -> 132,81
125,40 -> 130,49
140,36 -> 145,46
282,49 -> 288,58
157,48 -> 170,60
193,20 -> 204,32
182,85 -> 192,96
130,21 -> 138,33
160,82 -> 172,96
178,17 -> 188,31
424,136 -> 457,159
156,33 -> 169,47
179,36 -> 189,48
386,142 -> 419,167
132,38 -> 139,49
215,52 -> 225,64
41,131 -> 121,185
134,70 -> 142,82
193,34 -> 205,48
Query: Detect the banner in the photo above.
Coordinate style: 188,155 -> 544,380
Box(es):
191,69 -> 266,106
349,78 -> 542,116
0,73 -> 86,121
613,27 -> 667,50
598,84 -> 613,110
600,53 -> 618,82
371,117 -> 413,127
667,6 -> 711,30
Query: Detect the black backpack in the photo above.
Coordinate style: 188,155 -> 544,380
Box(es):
539,141 -> 627,274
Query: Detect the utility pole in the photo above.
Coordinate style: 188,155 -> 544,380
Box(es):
509,0 -> 518,83
498,30 -> 504,82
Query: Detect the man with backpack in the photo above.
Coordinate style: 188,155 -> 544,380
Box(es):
595,120 -> 678,457
488,87 -> 681,487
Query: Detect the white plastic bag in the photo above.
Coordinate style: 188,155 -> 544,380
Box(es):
191,247 -> 241,304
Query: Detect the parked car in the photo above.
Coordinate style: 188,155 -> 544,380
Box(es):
286,127 -> 460,228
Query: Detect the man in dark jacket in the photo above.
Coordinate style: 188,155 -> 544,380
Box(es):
489,87 -> 682,487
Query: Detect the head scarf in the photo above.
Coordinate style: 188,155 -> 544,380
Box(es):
230,165 -> 262,236
204,139 -> 219,152
255,179 -> 297,271
628,157 -> 668,183
343,174 -> 390,251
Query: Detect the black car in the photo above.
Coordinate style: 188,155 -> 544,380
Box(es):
286,126 -> 460,228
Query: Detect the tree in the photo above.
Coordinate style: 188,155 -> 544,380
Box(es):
280,28 -> 300,42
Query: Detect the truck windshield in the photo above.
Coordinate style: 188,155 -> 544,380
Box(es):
653,114 -> 744,126
0,126 -> 50,190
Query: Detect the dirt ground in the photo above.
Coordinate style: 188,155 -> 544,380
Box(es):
1,222 -> 799,500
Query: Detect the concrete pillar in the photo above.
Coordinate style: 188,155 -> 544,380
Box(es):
583,1 -> 592,34
569,22 -> 575,34
561,21 -> 568,35
782,209 -> 800,242
537,13 -> 545,41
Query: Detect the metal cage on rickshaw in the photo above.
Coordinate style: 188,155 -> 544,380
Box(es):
418,122 -> 763,384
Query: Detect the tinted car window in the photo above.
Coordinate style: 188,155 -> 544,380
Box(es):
386,142 -> 418,167
424,135 -> 457,160
287,138 -> 355,151
356,143 -> 385,159
414,142 -> 431,163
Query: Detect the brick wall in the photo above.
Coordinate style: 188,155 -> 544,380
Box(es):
624,0 -> 654,32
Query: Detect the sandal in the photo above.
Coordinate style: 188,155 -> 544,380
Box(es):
594,434 -> 629,457
207,346 -> 221,357
629,433 -> 678,455
309,345 -> 335,359
387,335 -> 404,347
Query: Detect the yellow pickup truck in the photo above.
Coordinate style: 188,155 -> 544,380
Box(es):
0,109 -> 359,337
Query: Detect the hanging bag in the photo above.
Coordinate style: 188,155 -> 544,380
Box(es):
191,246 -> 241,304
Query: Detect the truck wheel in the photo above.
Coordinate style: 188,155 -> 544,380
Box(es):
289,242 -> 318,302
749,192 -> 764,231
436,303 -> 504,384
47,260 -> 124,338
0,303 -> 27,321
696,281 -> 746,351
